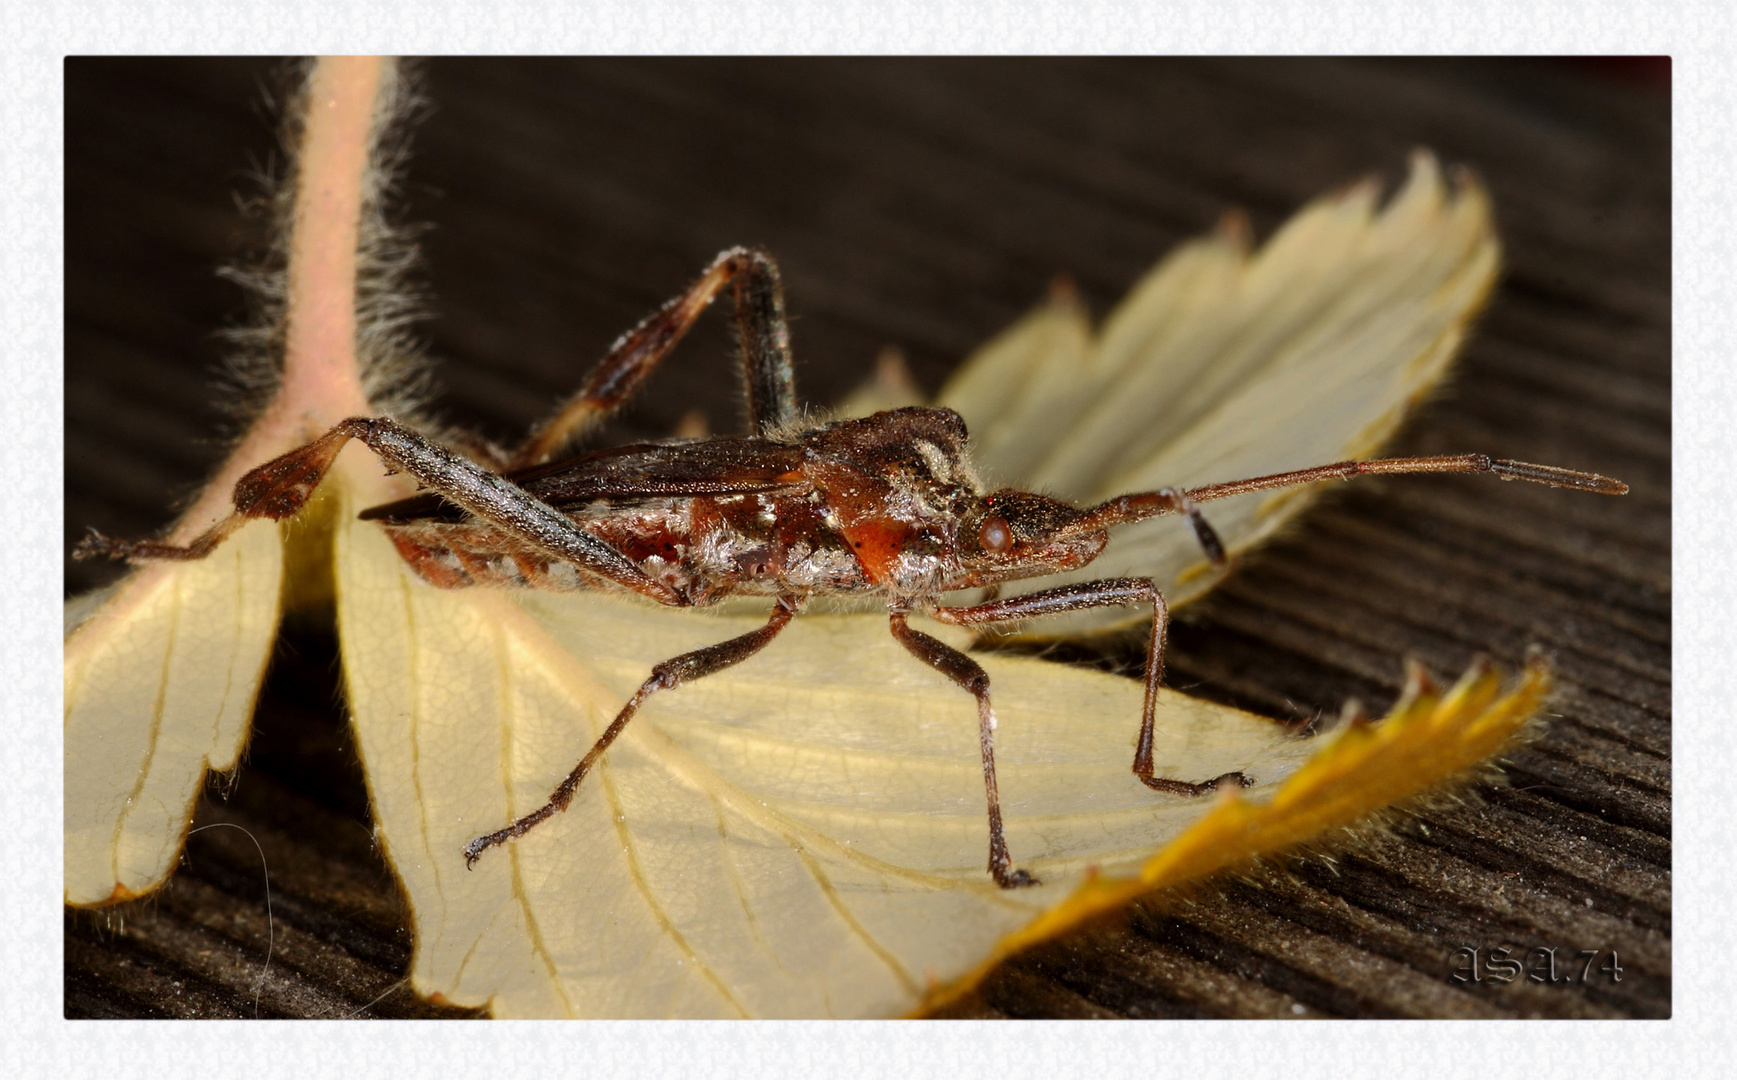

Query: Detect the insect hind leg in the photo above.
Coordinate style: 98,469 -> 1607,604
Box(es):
74,419 -> 370,564
512,246 -> 798,467
78,416 -> 684,606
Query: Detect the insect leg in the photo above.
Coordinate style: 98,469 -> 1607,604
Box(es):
513,246 -> 797,466
888,609 -> 1038,889
463,596 -> 801,867
1158,488 -> 1228,568
73,418 -> 370,565
927,579 -> 1252,797
76,416 -> 683,606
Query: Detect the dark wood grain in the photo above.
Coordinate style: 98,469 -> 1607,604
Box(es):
64,57 -> 1669,1019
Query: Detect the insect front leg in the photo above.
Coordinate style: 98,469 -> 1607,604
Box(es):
513,246 -> 798,466
926,579 -> 1252,798
76,416 -> 684,606
464,595 -> 802,867
888,609 -> 1038,890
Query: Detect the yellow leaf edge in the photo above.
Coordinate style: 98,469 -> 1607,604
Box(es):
911,654 -> 1549,1016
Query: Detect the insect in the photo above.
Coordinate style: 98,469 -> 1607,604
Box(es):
77,246 -> 1629,889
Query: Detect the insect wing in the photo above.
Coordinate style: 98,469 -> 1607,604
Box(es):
360,437 -> 809,524
517,437 -> 808,507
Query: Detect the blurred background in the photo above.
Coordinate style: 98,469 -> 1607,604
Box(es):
64,58 -> 1668,1018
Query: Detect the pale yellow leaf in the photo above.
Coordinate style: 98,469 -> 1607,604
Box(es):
934,288 -> 1092,465
942,151 -> 1499,633
63,56 -> 383,908
917,657 -> 1549,1015
831,348 -> 929,420
63,522 -> 282,905
331,460 -> 1323,1018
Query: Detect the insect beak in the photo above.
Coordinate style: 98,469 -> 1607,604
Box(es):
1043,529 -> 1110,569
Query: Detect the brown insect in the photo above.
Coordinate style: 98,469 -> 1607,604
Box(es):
77,247 -> 1629,889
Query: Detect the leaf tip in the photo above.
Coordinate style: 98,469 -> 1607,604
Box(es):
917,656 -> 1553,1014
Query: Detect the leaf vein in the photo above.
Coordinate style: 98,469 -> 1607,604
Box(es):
399,572 -> 444,913
497,615 -> 574,1016
111,564 -> 180,883
790,839 -> 921,1000
600,761 -> 749,1018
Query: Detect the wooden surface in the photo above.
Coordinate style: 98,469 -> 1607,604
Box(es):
64,58 -> 1669,1019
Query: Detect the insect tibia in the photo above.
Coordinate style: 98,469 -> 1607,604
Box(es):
1489,458 -> 1629,494
511,245 -> 798,467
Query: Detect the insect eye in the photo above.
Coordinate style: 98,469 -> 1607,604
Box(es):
978,515 -> 1013,553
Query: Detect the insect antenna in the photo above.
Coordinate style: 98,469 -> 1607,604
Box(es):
1062,452 -> 1627,537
